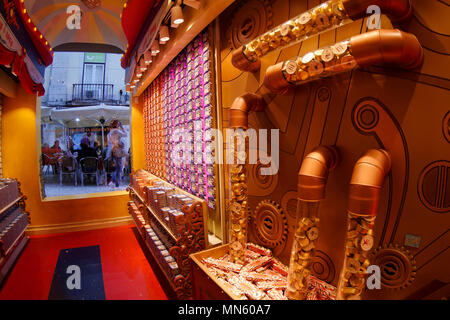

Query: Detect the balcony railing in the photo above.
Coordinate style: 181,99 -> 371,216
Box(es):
72,84 -> 115,103
41,84 -> 130,107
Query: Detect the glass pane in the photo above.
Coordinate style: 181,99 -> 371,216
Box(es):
40,52 -> 130,199
84,64 -> 93,84
94,65 -> 104,84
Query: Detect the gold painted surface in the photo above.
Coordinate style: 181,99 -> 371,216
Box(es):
218,0 -> 450,299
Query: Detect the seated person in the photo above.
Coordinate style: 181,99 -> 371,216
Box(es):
42,143 -> 50,154
50,140 -> 62,154
77,142 -> 98,163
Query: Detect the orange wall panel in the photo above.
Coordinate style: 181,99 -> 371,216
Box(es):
2,85 -> 129,228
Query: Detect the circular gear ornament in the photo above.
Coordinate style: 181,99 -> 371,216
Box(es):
371,244 -> 416,289
227,0 -> 273,50
251,200 -> 288,249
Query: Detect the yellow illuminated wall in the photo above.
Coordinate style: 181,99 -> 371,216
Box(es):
1,84 -> 145,232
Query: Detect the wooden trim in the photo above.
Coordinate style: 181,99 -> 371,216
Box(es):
26,215 -> 133,235
190,243 -> 239,300
0,69 -> 17,98
134,0 -> 235,97
0,234 -> 28,285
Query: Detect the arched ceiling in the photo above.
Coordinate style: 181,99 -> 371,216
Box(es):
24,0 -> 128,52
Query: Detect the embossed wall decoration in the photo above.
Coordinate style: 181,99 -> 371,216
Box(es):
251,200 -> 288,252
228,0 -> 273,50
371,244 -> 416,290
217,0 -> 450,299
281,191 -> 298,219
417,161 -> 450,213
247,160 -> 279,196
443,111 -> 450,144
311,250 -> 336,284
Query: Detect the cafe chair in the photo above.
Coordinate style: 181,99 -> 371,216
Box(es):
79,157 -> 100,186
59,156 -> 77,186
103,158 -> 116,185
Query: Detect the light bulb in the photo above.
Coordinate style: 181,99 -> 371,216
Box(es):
171,5 -> 184,26
159,25 -> 170,42
144,51 -> 152,65
151,41 -> 160,55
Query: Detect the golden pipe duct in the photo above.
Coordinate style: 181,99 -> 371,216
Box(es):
342,0 -> 412,22
349,29 -> 423,69
263,29 -> 423,95
298,146 -> 339,201
347,149 -> 392,216
231,0 -> 412,72
229,93 -> 267,130
286,146 -> 339,299
231,46 -> 261,73
228,93 -> 266,264
337,149 -> 391,300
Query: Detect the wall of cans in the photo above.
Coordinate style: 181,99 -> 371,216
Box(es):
143,30 -> 217,209
0,94 -> 3,178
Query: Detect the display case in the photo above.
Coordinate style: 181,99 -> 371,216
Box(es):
190,242 -> 292,300
128,170 -> 209,299
190,244 -> 240,300
0,178 -> 30,285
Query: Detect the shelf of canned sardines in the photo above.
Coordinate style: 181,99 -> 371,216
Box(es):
128,170 -> 210,299
0,178 -> 30,286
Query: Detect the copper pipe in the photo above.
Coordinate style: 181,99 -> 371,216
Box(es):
298,146 -> 339,201
264,63 -> 296,95
263,29 -> 423,95
231,0 -> 412,72
231,47 -> 261,73
286,145 -> 339,300
347,149 -> 391,217
350,29 -> 423,69
337,149 -> 391,300
229,93 -> 267,129
342,0 -> 412,22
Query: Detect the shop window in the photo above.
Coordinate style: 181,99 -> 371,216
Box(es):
39,51 -> 130,199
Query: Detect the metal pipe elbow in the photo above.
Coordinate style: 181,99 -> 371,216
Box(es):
342,0 -> 412,22
298,146 -> 339,201
263,63 -> 296,95
350,29 -> 423,69
348,149 -> 391,217
229,93 -> 267,129
231,47 -> 261,73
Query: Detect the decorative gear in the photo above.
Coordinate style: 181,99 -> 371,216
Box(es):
370,243 -> 416,289
251,200 -> 288,249
227,0 -> 273,50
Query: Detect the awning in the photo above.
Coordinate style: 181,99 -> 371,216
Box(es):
49,104 -> 130,128
0,3 -> 49,96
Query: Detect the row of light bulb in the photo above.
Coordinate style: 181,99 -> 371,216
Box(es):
130,1 -> 194,89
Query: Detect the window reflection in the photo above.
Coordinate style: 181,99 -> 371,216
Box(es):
40,52 -> 130,198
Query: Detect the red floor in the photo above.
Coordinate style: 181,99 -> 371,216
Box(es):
0,225 -> 169,300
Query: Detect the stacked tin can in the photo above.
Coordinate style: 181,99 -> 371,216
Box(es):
143,30 -> 216,210
286,201 -> 321,299
144,225 -> 179,278
228,138 -> 249,264
143,77 -> 166,177
0,178 -> 20,207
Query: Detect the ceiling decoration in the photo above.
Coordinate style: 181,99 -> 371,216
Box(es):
23,0 -> 128,52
